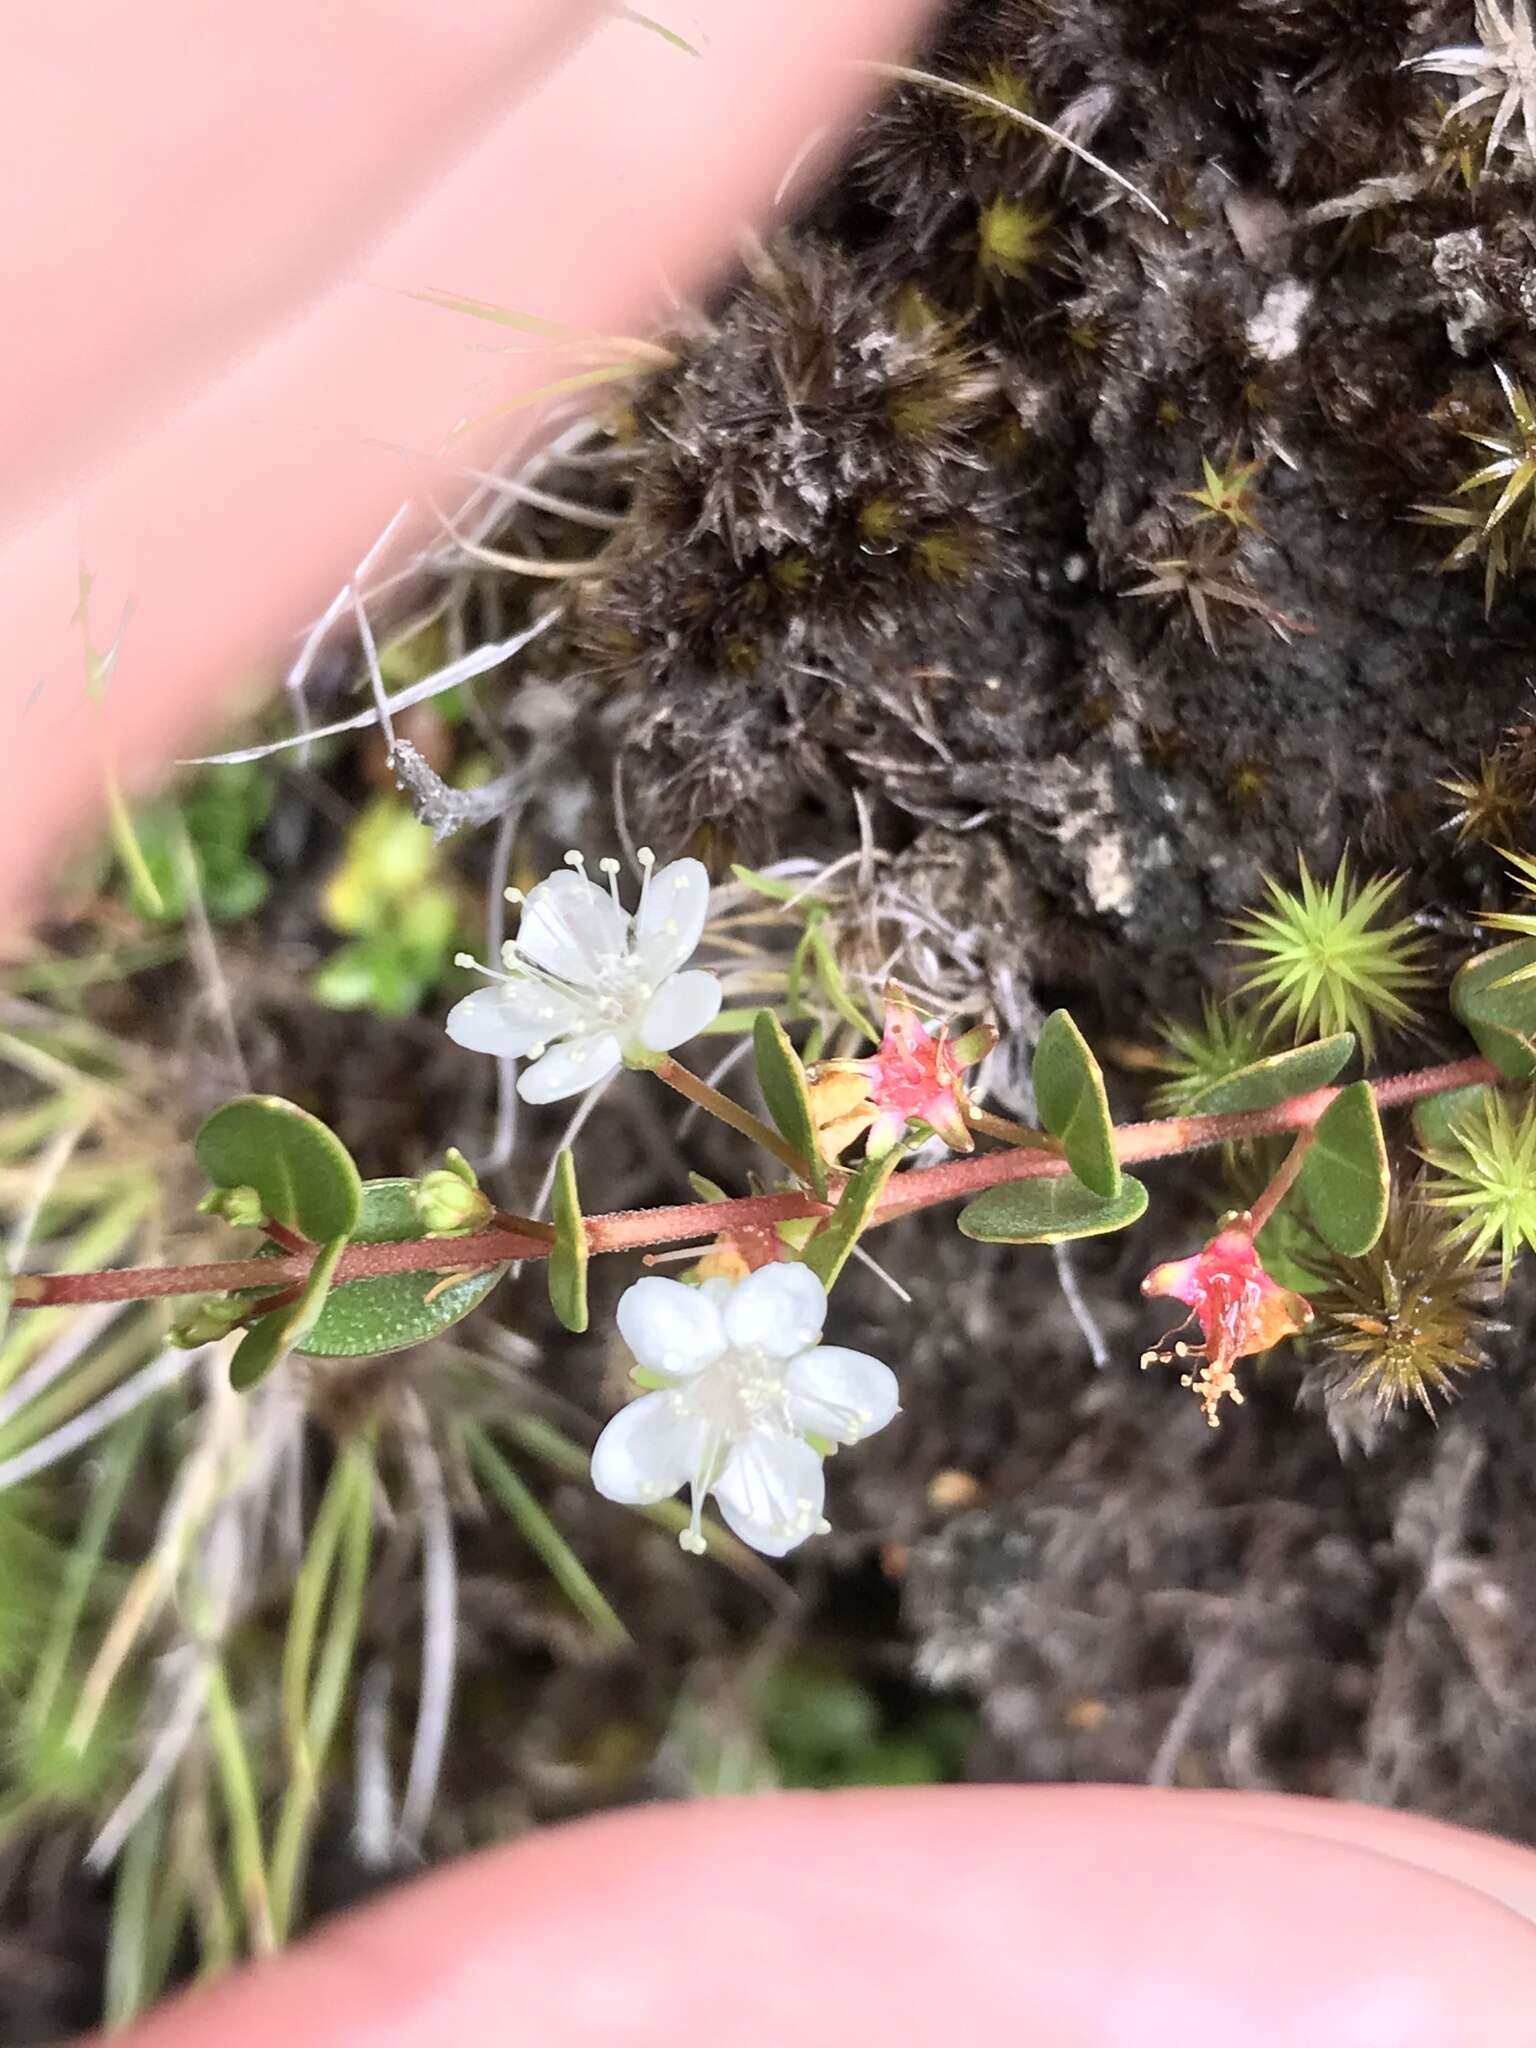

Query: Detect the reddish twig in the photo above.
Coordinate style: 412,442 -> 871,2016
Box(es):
9,1057 -> 1497,1310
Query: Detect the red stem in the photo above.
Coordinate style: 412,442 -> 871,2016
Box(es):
11,1056 -> 1496,1309
1247,1130 -> 1315,1237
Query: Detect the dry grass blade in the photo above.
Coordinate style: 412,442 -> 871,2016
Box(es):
862,62 -> 1169,222
187,610 -> 559,766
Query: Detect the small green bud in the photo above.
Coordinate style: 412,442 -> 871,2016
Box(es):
441,1147 -> 479,1190
948,1024 -> 999,1068
170,1295 -> 250,1347
197,1184 -> 266,1228
412,1170 -> 494,1234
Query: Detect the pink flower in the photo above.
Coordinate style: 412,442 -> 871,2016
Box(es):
807,985 -> 995,1163
1140,1219 -> 1312,1426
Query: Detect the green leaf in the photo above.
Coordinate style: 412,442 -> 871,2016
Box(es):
0,1257 -> 10,1347
196,1096 -> 362,1241
785,925 -> 815,1016
1031,1011 -> 1119,1198
802,1149 -> 904,1289
463,1423 -> 629,1648
1253,1202 -> 1328,1299
230,1312 -> 295,1391
730,863 -> 812,905
231,1235 -> 347,1390
1180,1032 -> 1356,1115
296,1180 -> 502,1359
1412,1084 -> 1496,1157
958,1173 -> 1149,1244
1299,1082 -> 1390,1257
698,1007 -> 768,1037
806,921 -> 878,1042
752,1011 -> 827,1197
548,1150 -> 589,1335
1451,939 -> 1536,1079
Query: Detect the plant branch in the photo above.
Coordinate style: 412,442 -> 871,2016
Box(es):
1247,1130 -> 1315,1237
11,1056 -> 1498,1309
649,1056 -> 810,1176
963,1108 -> 1058,1150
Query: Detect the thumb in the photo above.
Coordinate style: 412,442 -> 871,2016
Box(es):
102,1786 -> 1536,2048
0,0 -> 931,928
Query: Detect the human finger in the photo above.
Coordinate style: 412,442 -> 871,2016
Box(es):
1,0 -> 932,927
102,1785 -> 1536,2048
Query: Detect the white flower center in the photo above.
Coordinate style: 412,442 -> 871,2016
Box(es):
675,1343 -> 792,1437
496,847 -> 664,1048
667,1341 -> 796,1553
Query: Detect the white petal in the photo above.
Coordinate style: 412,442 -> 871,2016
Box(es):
633,857 -> 711,980
514,870 -> 630,985
713,1428 -> 826,1557
785,1345 -> 901,1445
722,1263 -> 827,1358
590,1392 -> 707,1506
516,1031 -> 623,1103
444,979 -> 590,1058
634,969 -> 723,1053
615,1275 -> 726,1377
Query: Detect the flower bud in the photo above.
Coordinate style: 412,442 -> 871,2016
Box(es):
440,1147 -> 479,1189
412,1169 -> 493,1234
197,1184 -> 265,1229
169,1295 -> 251,1347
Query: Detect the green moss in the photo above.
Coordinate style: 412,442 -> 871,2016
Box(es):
975,197 -> 1054,283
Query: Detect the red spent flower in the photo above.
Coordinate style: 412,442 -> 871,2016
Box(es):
807,984 -> 995,1162
1140,1218 -> 1312,1426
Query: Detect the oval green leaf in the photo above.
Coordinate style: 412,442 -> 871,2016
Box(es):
196,1095 -> 363,1241
231,1234 -> 347,1390
548,1149 -> 589,1335
231,1310 -> 295,1393
1032,1011 -> 1119,1198
1412,1083 -> 1496,1158
752,1010 -> 826,1197
1181,1033 -> 1355,1116
1451,939 -> 1536,1080
296,1179 -> 502,1359
1298,1082 -> 1389,1257
803,1147 -> 903,1289
958,1172 -> 1148,1244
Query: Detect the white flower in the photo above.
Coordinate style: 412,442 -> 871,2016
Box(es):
590,1264 -> 900,1558
446,848 -> 722,1103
